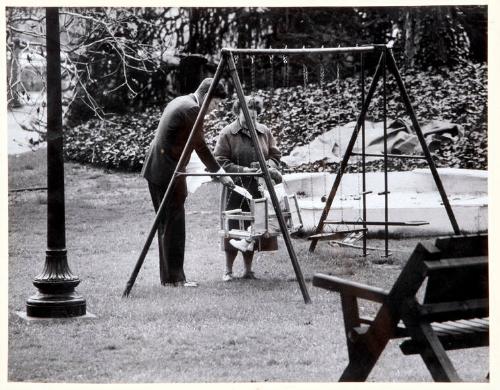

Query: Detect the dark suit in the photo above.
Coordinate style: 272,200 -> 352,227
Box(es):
142,93 -> 220,284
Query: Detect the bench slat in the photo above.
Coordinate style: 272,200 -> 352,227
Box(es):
424,256 -> 487,272
400,322 -> 489,355
418,298 -> 489,322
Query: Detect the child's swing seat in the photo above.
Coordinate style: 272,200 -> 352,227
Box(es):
219,186 -> 303,252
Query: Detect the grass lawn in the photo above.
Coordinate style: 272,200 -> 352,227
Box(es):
7,149 -> 489,383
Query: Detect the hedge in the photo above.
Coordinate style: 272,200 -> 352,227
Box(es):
64,62 -> 487,173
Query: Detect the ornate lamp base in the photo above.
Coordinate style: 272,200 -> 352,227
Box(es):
26,291 -> 86,318
26,249 -> 87,318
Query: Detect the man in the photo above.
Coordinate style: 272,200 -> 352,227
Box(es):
141,78 -> 234,287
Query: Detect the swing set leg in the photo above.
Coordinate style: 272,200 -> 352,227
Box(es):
226,51 -> 312,304
386,50 -> 461,235
122,59 -> 227,298
310,47 -> 461,255
124,51 -> 312,304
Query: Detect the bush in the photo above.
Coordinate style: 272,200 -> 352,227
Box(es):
64,62 -> 487,172
64,106 -> 161,170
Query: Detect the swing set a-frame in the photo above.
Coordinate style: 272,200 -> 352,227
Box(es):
122,44 -> 461,304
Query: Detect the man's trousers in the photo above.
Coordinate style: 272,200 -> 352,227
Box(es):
147,179 -> 187,284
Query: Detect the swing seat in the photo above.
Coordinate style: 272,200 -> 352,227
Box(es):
220,197 -> 279,252
220,198 -> 279,240
277,194 -> 304,234
219,188 -> 304,243
308,228 -> 367,241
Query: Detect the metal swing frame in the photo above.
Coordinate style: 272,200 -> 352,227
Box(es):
122,44 -> 460,301
308,44 -> 461,257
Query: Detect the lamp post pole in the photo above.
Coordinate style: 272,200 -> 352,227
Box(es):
25,7 -> 86,317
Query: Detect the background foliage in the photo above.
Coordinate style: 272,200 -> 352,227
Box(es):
64,60 -> 487,172
7,6 -> 486,119
7,6 -> 487,172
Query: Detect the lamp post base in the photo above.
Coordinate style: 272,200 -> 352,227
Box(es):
26,249 -> 87,318
26,291 -> 86,318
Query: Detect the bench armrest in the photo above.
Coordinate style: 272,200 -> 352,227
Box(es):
313,273 -> 389,303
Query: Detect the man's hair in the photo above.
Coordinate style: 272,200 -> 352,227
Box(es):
196,78 -> 227,99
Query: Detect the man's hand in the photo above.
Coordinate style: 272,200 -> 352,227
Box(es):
216,167 -> 235,189
243,166 -> 259,173
220,175 -> 235,189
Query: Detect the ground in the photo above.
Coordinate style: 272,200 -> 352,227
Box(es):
7,149 -> 488,383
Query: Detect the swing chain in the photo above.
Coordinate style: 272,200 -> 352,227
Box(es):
320,63 -> 325,88
282,54 -> 288,87
250,55 -> 256,92
234,54 -> 239,66
269,54 -> 274,91
303,64 -> 308,89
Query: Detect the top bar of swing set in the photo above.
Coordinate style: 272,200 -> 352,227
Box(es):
221,44 -> 389,56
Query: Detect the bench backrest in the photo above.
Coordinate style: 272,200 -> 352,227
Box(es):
423,234 -> 488,305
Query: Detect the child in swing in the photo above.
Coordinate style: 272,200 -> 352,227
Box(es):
228,164 -> 285,253
214,95 -> 283,281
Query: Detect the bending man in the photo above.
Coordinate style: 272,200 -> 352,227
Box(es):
141,78 -> 234,287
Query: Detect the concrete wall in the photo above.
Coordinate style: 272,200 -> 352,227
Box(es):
284,168 -> 488,236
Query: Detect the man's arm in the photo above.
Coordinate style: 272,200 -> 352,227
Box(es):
184,105 -> 220,173
194,134 -> 220,173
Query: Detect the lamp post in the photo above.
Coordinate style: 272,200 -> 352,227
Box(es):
25,7 -> 86,317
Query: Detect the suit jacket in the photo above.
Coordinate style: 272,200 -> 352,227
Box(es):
141,94 -> 220,188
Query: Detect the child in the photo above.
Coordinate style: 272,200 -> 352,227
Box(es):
229,168 -> 286,252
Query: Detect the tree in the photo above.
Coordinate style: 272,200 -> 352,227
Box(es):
399,7 -> 471,69
6,7 -> 175,127
7,6 -> 483,129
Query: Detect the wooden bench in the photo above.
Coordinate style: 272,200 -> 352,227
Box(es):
313,234 -> 488,382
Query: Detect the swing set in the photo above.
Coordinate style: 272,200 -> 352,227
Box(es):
122,43 -> 460,304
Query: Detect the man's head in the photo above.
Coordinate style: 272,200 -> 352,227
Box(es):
196,78 -> 227,112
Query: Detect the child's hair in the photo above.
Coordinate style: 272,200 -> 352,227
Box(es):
232,95 -> 263,116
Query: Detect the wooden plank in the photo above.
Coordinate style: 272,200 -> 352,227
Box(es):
328,240 -> 392,252
434,234 -> 488,257
341,294 -> 362,360
464,318 -> 489,328
424,267 -> 488,304
224,215 -> 255,221
431,323 -> 463,336
400,328 -> 489,355
313,273 -> 388,303
424,256 -> 487,272
418,298 -> 489,322
324,220 -> 429,226
434,321 -> 480,335
308,229 -> 367,240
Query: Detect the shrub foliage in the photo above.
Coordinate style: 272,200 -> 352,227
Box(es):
64,62 -> 487,173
